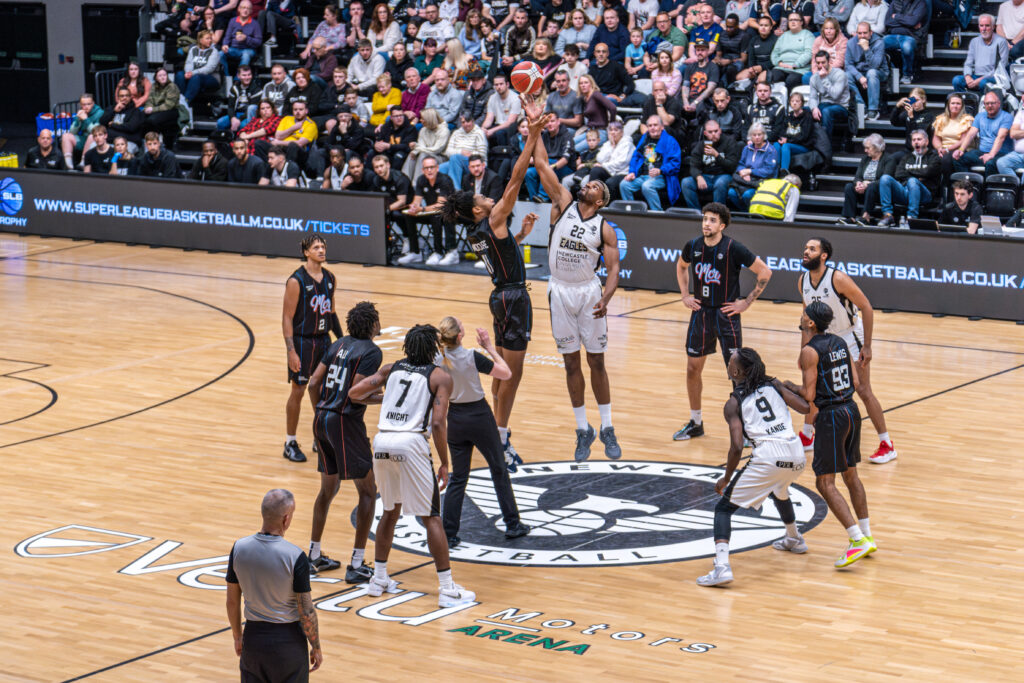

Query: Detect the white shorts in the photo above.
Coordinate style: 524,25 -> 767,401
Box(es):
726,439 -> 806,509
372,431 -> 439,517
838,323 -> 865,362
548,278 -> 607,355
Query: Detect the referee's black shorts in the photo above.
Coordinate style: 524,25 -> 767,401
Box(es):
288,334 -> 330,386
313,409 -> 372,479
489,285 -> 532,352
685,305 -> 742,364
240,620 -> 308,683
812,401 -> 862,476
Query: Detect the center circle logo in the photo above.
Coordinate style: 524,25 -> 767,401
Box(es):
0,177 -> 24,216
364,461 -> 827,567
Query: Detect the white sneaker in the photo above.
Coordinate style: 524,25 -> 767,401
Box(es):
366,576 -> 399,597
439,250 -> 459,266
401,238 -> 410,255
473,260 -> 487,270
438,583 -> 476,607
398,252 -> 423,265
425,252 -> 442,266
696,563 -> 733,587
772,535 -> 808,553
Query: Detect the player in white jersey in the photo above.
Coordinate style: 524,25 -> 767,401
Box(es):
798,238 -> 897,464
697,348 -> 812,587
347,325 -> 475,608
524,100 -> 623,462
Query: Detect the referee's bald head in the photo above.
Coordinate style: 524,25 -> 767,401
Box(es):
261,488 -> 295,521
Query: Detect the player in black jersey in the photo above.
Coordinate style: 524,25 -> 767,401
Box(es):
305,302 -> 383,582
783,302 -> 876,569
282,235 -> 342,463
674,203 -> 773,440
441,101 -> 547,472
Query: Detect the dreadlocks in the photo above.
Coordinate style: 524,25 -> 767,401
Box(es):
441,190 -> 478,226
734,347 -> 773,399
403,324 -> 440,365
346,301 -> 378,340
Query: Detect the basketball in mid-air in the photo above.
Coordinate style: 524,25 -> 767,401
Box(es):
510,61 -> 544,95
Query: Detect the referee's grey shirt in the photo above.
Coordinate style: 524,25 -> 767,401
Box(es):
226,533 -> 311,623
436,346 -> 494,404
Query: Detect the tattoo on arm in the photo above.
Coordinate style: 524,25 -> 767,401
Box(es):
745,279 -> 769,304
298,592 -> 320,650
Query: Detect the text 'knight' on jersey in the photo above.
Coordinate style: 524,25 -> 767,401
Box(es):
378,360 -> 436,433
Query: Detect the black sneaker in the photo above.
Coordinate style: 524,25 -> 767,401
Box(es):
345,563 -> 373,584
447,535 -> 461,549
877,215 -> 895,229
672,420 -> 705,441
283,441 -> 307,462
309,554 -> 341,574
504,523 -> 531,539
835,217 -> 854,226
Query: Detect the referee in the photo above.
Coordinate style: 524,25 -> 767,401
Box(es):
227,489 -> 323,682
437,317 -> 530,547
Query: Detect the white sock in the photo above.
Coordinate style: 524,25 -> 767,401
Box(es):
64,154 -> 74,168
714,542 -> 730,566
690,410 -> 702,426
859,518 -> 871,537
878,432 -> 891,447
437,568 -> 455,590
802,424 -> 814,438
573,405 -> 589,430
286,434 -> 297,444
309,541 -> 321,560
351,548 -> 365,568
785,522 -> 799,538
374,561 -> 388,580
497,426 -> 508,444
846,524 -> 865,542
598,403 -> 612,429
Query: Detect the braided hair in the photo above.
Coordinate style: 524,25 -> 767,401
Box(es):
346,301 -> 378,340
403,324 -> 440,365
734,347 -> 773,399
441,190 -> 478,226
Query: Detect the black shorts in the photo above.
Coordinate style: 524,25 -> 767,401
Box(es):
812,401 -> 862,476
313,410 -> 373,479
489,285 -> 532,352
686,305 -> 742,363
288,334 -> 330,385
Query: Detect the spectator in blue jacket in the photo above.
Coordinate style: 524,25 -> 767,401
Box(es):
846,22 -> 888,120
222,0 -> 263,75
883,0 -> 927,84
588,8 -> 632,61
620,115 -> 681,210
728,123 -> 779,209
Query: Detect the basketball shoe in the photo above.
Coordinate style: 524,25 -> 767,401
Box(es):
870,441 -> 897,464
799,431 -> 814,451
438,584 -> 476,608
283,441 -> 307,462
696,564 -> 733,587
367,576 -> 400,597
575,424 -> 596,461
672,420 -> 704,440
835,537 -> 872,567
599,426 -> 622,459
345,563 -> 373,583
309,554 -> 341,574
863,535 -> 878,556
772,534 -> 808,553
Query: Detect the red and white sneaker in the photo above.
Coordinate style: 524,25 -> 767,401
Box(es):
870,441 -> 898,464
798,431 -> 814,451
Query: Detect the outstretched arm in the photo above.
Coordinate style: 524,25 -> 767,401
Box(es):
491,97 -> 547,233
531,130 -> 573,219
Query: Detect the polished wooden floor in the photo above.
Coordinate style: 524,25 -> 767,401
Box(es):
1,234 -> 1021,682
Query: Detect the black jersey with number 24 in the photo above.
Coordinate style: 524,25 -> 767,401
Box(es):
807,333 -> 855,409
466,217 -> 526,288
289,266 -> 335,337
681,236 -> 756,307
316,336 -> 383,418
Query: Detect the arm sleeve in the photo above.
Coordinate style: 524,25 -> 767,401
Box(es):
473,350 -> 495,374
293,553 -> 311,593
226,544 -> 239,583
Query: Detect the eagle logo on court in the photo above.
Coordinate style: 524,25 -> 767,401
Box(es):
366,462 -> 827,567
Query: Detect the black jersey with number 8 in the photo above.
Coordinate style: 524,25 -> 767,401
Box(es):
682,236 -> 756,307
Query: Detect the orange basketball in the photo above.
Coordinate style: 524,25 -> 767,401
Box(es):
510,61 -> 544,95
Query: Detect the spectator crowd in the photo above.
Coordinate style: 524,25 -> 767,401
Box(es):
27,0 -> 1024,244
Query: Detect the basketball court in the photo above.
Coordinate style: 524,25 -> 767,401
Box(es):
1,234 -> 1021,681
